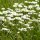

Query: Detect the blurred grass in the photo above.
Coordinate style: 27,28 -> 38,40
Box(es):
0,0 -> 24,9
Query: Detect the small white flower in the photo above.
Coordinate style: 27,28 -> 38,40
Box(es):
24,24 -> 29,27
18,28 -> 27,31
29,1 -> 37,4
1,28 -> 11,33
2,11 -> 8,14
29,10 -> 36,13
24,1 -> 28,3
28,21 -> 32,24
6,10 -> 12,14
21,15 -> 30,20
13,5 -> 17,7
18,13 -> 23,16
18,3 -> 23,8
13,3 -> 18,7
6,14 -> 13,17
21,8 -> 29,12
21,15 -> 26,19
1,8 -> 5,10
28,5 -> 33,9
19,21 -> 23,24
1,28 -> 9,31
27,27 -> 31,29
17,31 -> 20,33
27,26 -> 33,30
13,12 -> 18,16
15,8 -> 21,12
7,17 -> 13,20
28,12 -> 33,14
21,8 -> 24,11
15,17 -> 22,21
38,14 -> 40,17
27,26 -> 33,29
26,14 -> 30,17
14,3 -> 18,5
24,5 -> 27,8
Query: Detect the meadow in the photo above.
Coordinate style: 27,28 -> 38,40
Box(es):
0,0 -> 40,40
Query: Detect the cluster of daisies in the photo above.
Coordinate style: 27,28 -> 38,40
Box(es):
0,0 -> 40,33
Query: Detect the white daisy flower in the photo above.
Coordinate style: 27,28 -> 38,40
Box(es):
28,5 -> 33,9
2,11 -> 8,14
17,31 -> 20,33
13,12 -> 18,16
18,28 -> 27,31
28,12 -> 33,14
24,1 -> 28,3
21,15 -> 30,20
24,24 -> 29,27
13,3 -> 18,7
18,3 -> 23,8
1,28 -> 11,33
7,17 -> 13,20
27,26 -> 33,30
15,17 -> 22,20
29,1 -> 37,4
18,13 -> 23,16
24,5 -> 27,8
15,8 -> 21,12
29,10 -> 36,13
38,14 -> 40,17
21,8 -> 29,12
1,28 -> 9,31
19,21 -> 23,24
